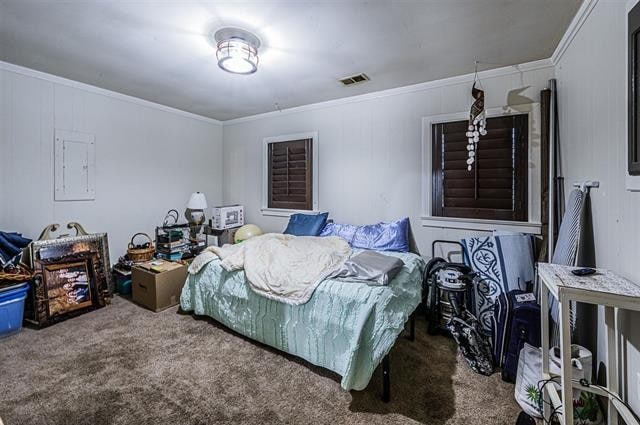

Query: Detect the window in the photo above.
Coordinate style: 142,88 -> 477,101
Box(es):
265,135 -> 314,211
431,114 -> 528,222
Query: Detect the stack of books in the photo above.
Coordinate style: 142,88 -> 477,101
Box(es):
156,236 -> 186,261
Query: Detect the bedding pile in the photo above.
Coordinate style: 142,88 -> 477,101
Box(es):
189,233 -> 351,305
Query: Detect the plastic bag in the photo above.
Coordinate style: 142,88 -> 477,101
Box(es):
514,343 -> 602,424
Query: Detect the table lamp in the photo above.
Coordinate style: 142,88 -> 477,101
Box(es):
185,192 -> 208,240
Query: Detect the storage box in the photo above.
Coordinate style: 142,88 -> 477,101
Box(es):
211,205 -> 244,230
217,227 -> 239,246
0,282 -> 29,339
112,266 -> 132,296
131,260 -> 188,312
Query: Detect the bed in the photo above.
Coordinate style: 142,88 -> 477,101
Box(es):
179,248 -> 425,395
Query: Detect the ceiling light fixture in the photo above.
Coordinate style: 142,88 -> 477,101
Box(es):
213,27 -> 260,75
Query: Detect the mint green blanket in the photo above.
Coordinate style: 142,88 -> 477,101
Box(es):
180,250 -> 425,391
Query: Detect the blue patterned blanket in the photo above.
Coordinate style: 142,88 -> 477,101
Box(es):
461,234 -> 535,334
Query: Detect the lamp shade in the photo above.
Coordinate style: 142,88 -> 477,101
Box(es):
186,192 -> 208,210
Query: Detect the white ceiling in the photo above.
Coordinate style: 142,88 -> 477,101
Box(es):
0,0 -> 581,121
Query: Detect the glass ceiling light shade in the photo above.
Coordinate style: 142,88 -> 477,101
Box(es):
214,27 -> 260,75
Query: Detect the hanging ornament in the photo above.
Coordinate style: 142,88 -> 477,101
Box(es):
466,63 -> 487,171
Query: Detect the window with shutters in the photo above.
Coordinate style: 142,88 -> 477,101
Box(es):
262,132 -> 318,214
431,114 -> 528,222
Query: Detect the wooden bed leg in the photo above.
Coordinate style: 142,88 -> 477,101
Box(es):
409,313 -> 416,342
382,354 -> 390,403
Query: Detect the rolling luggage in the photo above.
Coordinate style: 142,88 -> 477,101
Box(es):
492,289 -> 541,382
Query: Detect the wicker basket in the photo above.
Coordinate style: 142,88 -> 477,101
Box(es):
127,233 -> 155,263
0,264 -> 33,285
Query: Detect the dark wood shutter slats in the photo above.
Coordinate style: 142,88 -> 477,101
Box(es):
268,138 -> 313,210
444,188 -> 514,199
432,114 -> 528,221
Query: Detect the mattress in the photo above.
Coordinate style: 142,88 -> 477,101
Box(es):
179,249 -> 425,391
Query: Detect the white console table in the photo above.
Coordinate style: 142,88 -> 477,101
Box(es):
537,263 -> 640,425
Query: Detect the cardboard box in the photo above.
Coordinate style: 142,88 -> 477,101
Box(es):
131,260 -> 188,312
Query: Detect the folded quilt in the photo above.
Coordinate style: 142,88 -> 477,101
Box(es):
189,233 -> 352,305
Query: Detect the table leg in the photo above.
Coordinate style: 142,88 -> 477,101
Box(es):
605,306 -> 619,425
540,282 -> 550,422
559,293 -> 573,425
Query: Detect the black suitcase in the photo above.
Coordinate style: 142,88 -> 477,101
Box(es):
491,289 -> 541,382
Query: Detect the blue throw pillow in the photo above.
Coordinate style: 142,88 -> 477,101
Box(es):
351,217 -> 410,252
284,212 -> 329,236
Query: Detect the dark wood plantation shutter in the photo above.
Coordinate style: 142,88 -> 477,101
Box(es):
432,114 -> 528,221
268,138 -> 313,210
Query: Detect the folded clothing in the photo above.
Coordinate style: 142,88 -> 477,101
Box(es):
320,217 -> 410,252
332,250 -> 404,286
0,231 -> 32,265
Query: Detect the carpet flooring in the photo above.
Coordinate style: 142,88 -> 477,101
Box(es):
0,297 -> 521,425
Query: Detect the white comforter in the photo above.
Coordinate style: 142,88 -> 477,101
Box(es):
189,233 -> 352,305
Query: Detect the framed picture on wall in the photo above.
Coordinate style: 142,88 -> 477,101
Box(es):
629,1 -> 640,175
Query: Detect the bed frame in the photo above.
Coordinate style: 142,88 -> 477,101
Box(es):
381,312 -> 416,402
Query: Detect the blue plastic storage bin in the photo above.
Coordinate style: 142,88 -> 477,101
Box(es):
0,282 -> 29,339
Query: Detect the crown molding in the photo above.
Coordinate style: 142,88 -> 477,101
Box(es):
223,58 -> 554,126
0,60 -> 222,126
551,0 -> 599,65
0,57 -> 554,127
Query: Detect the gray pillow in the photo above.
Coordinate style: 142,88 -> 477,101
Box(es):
332,251 -> 404,286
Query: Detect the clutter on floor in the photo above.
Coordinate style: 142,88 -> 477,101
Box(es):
425,241 -> 475,335
461,233 -> 536,334
492,289 -> 541,383
0,283 -> 29,339
131,259 -> 188,312
23,223 -> 112,328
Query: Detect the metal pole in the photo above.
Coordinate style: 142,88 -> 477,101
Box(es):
548,79 -> 557,261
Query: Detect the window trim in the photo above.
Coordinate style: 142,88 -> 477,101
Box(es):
262,131 -> 319,215
627,0 -> 640,191
421,104 -> 542,234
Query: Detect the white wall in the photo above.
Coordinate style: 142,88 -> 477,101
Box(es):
0,65 -> 223,261
554,0 -> 640,412
222,64 -> 554,256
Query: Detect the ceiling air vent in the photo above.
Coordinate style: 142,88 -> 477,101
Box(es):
339,73 -> 370,86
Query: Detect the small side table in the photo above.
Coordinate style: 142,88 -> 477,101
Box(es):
537,263 -> 640,425
203,224 -> 241,247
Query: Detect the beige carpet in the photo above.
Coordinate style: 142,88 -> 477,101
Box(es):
0,297 -> 520,425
